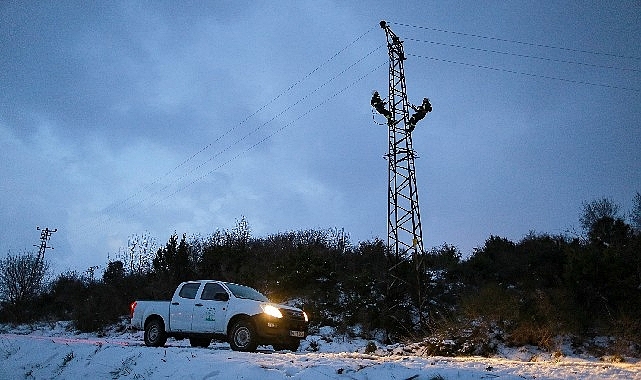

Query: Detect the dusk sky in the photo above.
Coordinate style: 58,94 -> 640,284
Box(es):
2,1 -> 640,275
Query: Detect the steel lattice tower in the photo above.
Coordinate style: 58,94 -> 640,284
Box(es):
35,226 -> 57,264
372,21 -> 432,260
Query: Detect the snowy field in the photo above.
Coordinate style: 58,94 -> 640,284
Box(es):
1,321 -> 639,379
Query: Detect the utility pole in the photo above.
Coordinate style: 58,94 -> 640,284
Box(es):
27,226 -> 57,291
371,20 -> 432,261
34,226 -> 57,266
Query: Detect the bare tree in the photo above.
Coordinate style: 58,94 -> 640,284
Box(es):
114,232 -> 157,275
0,251 -> 49,305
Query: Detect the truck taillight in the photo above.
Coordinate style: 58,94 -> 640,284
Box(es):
130,301 -> 137,318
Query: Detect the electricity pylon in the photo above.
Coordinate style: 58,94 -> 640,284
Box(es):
371,20 -> 432,260
30,226 -> 56,281
34,226 -> 57,264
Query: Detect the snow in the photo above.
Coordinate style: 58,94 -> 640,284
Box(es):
0,321 -> 639,379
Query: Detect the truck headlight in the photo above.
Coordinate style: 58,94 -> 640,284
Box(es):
262,304 -> 283,318
303,311 -> 309,322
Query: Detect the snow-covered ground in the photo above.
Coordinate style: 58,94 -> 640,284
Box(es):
0,321 -> 639,379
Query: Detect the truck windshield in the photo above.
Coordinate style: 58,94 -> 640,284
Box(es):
224,283 -> 269,302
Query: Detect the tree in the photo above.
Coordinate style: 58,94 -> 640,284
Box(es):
115,232 -> 157,275
0,251 -> 50,322
47,271 -> 88,320
102,260 -> 125,284
579,198 -> 621,234
631,192 -> 641,232
426,243 -> 461,272
152,233 -> 194,285
231,216 -> 251,246
463,235 -> 517,285
587,216 -> 630,247
153,233 -> 178,275
0,252 -> 49,305
175,233 -> 193,281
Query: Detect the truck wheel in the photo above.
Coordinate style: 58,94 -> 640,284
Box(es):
228,320 -> 258,352
144,319 -> 167,347
189,337 -> 211,348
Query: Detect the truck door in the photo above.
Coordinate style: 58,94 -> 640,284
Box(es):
191,282 -> 229,333
169,282 -> 201,332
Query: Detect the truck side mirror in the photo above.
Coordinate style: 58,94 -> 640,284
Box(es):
214,292 -> 229,302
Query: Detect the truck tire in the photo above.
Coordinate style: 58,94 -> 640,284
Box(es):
228,319 -> 258,352
189,337 -> 211,348
144,319 -> 167,347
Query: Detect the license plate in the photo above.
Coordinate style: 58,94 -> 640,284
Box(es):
289,330 -> 305,338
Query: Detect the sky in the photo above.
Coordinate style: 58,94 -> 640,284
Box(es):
2,1 -> 640,275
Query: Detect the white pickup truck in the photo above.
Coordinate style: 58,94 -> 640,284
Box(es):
130,280 -> 309,352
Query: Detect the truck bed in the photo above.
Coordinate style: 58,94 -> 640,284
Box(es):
130,300 -> 170,330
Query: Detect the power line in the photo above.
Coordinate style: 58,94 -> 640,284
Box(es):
164,27 -> 378,180
99,24 -> 637,231
153,45 -> 385,200
393,21 -> 639,92
151,61 -> 387,208
95,27 -> 378,224
407,53 -> 641,92
391,21 -> 641,61
75,34 -> 383,238
131,46 -> 384,213
405,38 -> 641,73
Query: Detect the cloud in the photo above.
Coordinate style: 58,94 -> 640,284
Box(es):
2,1 -> 640,274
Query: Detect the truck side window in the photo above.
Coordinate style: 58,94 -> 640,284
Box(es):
178,283 -> 200,299
201,283 -> 226,300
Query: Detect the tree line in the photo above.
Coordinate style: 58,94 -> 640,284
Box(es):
1,194 -> 640,357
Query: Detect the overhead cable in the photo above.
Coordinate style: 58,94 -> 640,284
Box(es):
151,62 -> 388,207
405,38 -> 640,73
407,53 -> 640,92
75,28 -> 379,237
392,21 -> 641,61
